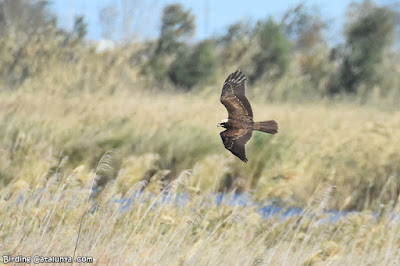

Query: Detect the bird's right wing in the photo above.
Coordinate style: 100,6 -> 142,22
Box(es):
220,129 -> 252,162
220,70 -> 253,119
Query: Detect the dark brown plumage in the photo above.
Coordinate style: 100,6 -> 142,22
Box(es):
218,70 -> 278,162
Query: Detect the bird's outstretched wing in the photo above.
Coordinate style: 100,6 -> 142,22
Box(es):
220,70 -> 253,119
220,129 -> 252,162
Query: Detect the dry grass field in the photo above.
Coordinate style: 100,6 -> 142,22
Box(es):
1,22 -> 400,264
1,86 -> 400,265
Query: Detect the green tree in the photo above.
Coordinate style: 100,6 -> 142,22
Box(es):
145,3 -> 195,81
156,3 -> 195,55
169,40 -> 217,89
250,17 -> 291,82
333,1 -> 396,94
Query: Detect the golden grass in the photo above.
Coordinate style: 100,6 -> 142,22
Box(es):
1,167 -> 400,265
1,89 -> 400,210
1,33 -> 400,264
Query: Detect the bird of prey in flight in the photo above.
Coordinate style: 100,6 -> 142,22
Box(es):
218,70 -> 278,162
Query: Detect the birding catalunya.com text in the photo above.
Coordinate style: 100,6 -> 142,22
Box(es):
2,255 -> 93,264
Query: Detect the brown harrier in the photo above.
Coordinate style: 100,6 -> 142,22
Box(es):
218,70 -> 278,162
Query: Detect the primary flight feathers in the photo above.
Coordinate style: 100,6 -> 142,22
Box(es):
218,70 -> 278,162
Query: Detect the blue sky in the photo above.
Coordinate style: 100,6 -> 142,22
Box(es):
50,0 -> 392,43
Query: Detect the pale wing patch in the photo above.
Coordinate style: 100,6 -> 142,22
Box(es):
221,83 -> 250,118
220,70 -> 253,118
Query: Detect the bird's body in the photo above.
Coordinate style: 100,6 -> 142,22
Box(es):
218,70 -> 278,162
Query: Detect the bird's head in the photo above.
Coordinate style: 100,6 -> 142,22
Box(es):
217,119 -> 229,128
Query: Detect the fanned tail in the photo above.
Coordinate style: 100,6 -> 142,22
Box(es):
254,120 -> 278,134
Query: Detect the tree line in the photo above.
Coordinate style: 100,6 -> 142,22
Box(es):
0,0 -> 399,100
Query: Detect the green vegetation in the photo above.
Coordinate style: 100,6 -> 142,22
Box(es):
169,40 -> 217,89
1,0 -> 400,264
334,1 -> 396,94
250,17 -> 291,82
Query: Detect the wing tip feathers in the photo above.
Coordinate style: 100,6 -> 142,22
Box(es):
225,69 -> 247,84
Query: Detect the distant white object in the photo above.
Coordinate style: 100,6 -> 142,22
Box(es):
96,39 -> 115,53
